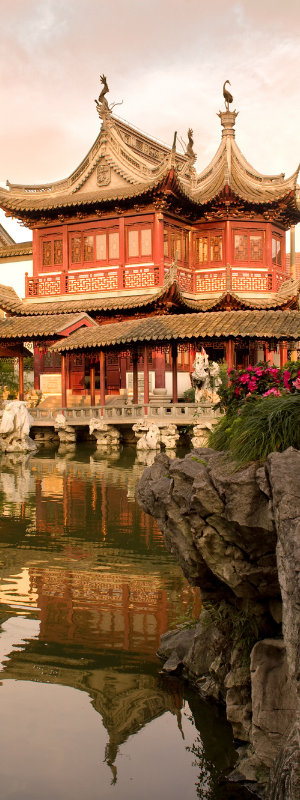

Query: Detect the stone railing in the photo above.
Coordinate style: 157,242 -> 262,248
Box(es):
30,402 -> 219,425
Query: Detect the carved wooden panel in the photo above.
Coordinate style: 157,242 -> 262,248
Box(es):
195,237 -> 208,264
38,276 -> 61,296
234,234 -> 248,261
43,241 -> 52,267
210,235 -> 222,262
231,273 -> 268,291
178,270 -> 193,291
83,235 -> 94,262
195,272 -> 226,292
124,269 -> 155,289
67,271 -> 118,293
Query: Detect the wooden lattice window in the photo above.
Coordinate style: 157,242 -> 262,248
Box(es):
250,235 -> 263,262
272,236 -> 282,266
83,235 -> 94,262
96,234 -> 106,261
71,237 -> 82,264
43,241 -> 52,266
126,226 -> 152,261
210,235 -> 222,262
183,232 -> 189,263
164,225 -> 186,262
53,239 -> 63,265
108,231 -> 119,260
164,228 -> 169,257
234,230 -> 264,263
235,234 -> 248,261
195,236 -> 208,264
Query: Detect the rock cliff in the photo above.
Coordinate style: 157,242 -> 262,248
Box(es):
136,447 -> 300,799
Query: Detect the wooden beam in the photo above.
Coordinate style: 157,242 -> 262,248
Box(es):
280,343 -> 288,367
171,344 -> 178,403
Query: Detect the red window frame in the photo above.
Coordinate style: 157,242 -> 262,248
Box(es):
194,229 -> 224,267
233,228 -> 265,264
125,223 -> 153,263
163,225 -> 189,264
68,226 -> 120,269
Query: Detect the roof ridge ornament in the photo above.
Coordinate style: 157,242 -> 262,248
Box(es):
94,75 -> 123,121
218,81 -> 238,138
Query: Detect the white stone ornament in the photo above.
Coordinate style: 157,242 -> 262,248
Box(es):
0,400 -> 37,452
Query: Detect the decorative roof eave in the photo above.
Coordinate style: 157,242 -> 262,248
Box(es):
0,312 -> 97,340
0,167 -> 200,222
50,309 -> 300,353
0,241 -> 32,258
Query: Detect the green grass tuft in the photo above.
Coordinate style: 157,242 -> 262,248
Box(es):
208,393 -> 300,466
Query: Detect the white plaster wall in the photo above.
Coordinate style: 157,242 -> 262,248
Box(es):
165,371 -> 191,398
0,258 -> 33,300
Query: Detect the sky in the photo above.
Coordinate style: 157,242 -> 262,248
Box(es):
0,0 -> 299,248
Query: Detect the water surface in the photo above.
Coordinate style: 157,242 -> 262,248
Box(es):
0,445 -> 253,799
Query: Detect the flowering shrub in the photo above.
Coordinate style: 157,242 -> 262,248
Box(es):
218,360 -> 300,411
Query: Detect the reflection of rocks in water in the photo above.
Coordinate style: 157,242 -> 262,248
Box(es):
57,443 -> 76,457
136,450 -> 157,467
90,449 -> 120,463
0,453 -> 36,503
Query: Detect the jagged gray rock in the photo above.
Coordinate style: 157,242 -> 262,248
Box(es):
136,446 -> 300,799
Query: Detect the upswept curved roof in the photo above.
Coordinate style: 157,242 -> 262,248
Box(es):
50,309 -> 300,353
0,103 -> 299,218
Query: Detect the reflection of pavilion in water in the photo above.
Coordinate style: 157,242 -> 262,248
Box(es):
0,634 -> 184,784
0,450 -> 194,781
0,453 -> 200,654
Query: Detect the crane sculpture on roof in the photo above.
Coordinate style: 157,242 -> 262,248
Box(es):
223,80 -> 233,111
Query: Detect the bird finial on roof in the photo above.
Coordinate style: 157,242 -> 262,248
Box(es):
223,80 -> 233,111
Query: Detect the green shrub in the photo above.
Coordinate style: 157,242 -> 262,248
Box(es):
208,392 -> 300,466
183,386 -> 195,402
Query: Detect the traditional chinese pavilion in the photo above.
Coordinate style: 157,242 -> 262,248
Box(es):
0,79 -> 300,403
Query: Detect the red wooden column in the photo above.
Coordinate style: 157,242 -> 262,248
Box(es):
100,351 -> 106,415
154,212 -> 164,285
132,352 -> 138,404
61,354 -> 67,409
280,342 -> 288,367
171,344 -> 178,404
226,339 -> 235,377
19,351 -> 24,401
90,361 -> 95,407
154,349 -> 165,389
264,343 -> 274,365
143,344 -> 149,413
118,217 -> 125,290
33,346 -> 40,390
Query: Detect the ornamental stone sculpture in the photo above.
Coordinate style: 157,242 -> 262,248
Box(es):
191,349 -> 222,403
0,400 -> 37,452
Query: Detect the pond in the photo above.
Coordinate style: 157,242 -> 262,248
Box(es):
0,444 -> 254,800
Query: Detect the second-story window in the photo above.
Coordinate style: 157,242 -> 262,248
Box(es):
272,235 -> 282,267
194,230 -> 223,265
234,230 -> 264,263
70,228 -> 120,267
42,237 -> 63,268
164,225 -> 189,263
126,226 -> 152,261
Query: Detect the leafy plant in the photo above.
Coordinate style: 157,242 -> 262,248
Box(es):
203,600 -> 259,665
183,387 -> 195,402
208,392 -> 300,466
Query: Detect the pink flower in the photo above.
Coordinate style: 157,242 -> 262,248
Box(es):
254,368 -> 264,376
234,388 -> 240,396
239,374 -> 250,384
283,370 -> 291,390
263,388 -> 281,397
293,378 -> 300,390
248,380 -> 258,391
